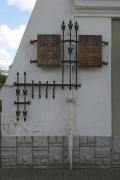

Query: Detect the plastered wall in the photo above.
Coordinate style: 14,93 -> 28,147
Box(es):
2,0 -> 111,136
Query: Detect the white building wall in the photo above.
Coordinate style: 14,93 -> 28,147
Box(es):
2,0 -> 112,136
75,17 -> 111,136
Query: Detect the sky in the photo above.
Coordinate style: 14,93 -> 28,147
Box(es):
0,0 -> 37,69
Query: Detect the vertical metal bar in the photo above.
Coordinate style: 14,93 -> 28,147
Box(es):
53,81 -> 55,99
16,72 -> 20,121
24,72 -> 26,111
24,72 -> 26,121
70,48 -> 72,90
32,80 -> 34,99
62,31 -> 64,90
75,29 -> 78,90
17,72 -> 19,121
39,81 -> 41,99
70,24 -> 72,90
61,21 -> 65,90
68,20 -> 73,90
46,81 -> 48,99
23,72 -> 27,122
74,21 -> 79,90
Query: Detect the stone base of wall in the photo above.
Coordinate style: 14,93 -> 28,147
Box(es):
1,136 -> 120,169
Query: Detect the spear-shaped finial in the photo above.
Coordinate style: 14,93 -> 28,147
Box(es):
68,19 -> 73,30
61,21 -> 66,31
74,21 -> 79,31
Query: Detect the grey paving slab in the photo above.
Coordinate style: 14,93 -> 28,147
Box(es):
74,169 -> 89,180
90,169 -> 103,180
103,169 -> 120,180
63,170 -> 75,180
0,168 -> 120,180
50,170 -> 63,180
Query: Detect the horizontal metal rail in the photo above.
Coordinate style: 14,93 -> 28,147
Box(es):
30,39 -> 79,44
30,40 -> 37,44
61,40 -> 78,43
14,101 -> 31,105
30,60 -> 37,64
61,60 -> 78,64
14,82 -> 81,88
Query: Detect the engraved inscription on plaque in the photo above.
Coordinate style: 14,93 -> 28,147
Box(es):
37,35 -> 61,66
78,35 -> 102,67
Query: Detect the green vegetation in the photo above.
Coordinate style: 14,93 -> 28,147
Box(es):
0,74 -> 7,84
0,70 -> 7,84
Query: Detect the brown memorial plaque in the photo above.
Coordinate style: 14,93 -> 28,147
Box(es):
78,35 -> 102,67
37,34 -> 61,66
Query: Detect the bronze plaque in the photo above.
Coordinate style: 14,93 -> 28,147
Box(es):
78,35 -> 102,67
37,34 -> 61,66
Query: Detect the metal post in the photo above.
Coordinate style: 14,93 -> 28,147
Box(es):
61,20 -> 79,169
67,65 -> 75,170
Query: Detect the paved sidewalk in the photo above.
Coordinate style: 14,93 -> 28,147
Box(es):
0,168 -> 120,180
